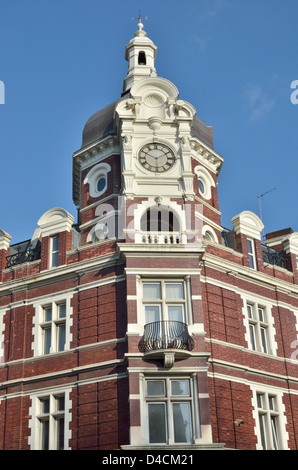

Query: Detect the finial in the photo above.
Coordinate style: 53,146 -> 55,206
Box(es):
131,9 -> 148,32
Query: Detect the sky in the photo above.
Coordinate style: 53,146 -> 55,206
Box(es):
0,0 -> 297,244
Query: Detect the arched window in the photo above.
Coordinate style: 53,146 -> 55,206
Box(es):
138,51 -> 146,65
141,206 -> 180,233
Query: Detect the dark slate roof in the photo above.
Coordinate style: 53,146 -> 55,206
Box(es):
81,100 -> 122,149
81,100 -> 213,149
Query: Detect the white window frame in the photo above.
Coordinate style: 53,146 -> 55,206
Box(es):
28,388 -> 72,450
50,234 -> 59,268
83,162 -> 111,198
142,375 -> 200,446
32,293 -> 73,357
194,165 -> 215,201
251,386 -> 289,450
247,238 -> 257,269
242,296 -> 277,356
141,279 -> 192,326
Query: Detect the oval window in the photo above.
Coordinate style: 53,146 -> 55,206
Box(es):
97,176 -> 106,193
198,179 -> 205,194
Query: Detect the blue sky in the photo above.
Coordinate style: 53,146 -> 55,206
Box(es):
0,0 -> 297,244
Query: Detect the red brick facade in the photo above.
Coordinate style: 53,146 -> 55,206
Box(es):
0,25 -> 298,452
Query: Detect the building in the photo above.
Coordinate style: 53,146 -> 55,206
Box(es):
0,19 -> 298,451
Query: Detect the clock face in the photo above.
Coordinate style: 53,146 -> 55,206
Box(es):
138,143 -> 175,173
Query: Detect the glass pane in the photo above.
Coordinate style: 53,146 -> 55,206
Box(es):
56,395 -> 65,411
41,419 -> 49,450
173,403 -> 192,443
148,403 -> 167,443
97,176 -> 106,192
58,323 -> 66,352
171,380 -> 189,396
51,251 -> 59,267
249,254 -> 255,269
260,327 -> 268,353
258,413 -> 267,449
56,417 -> 65,450
41,398 -> 50,414
249,324 -> 256,350
258,308 -> 264,322
247,305 -> 253,319
52,236 -> 59,252
257,393 -> 264,409
147,381 -> 165,396
143,284 -> 161,299
271,416 -> 279,450
44,327 -> 51,354
58,303 -> 66,319
247,239 -> 253,254
165,283 -> 184,299
44,307 -> 52,322
168,305 -> 183,322
269,396 -> 276,411
198,179 -> 205,194
145,305 -> 160,324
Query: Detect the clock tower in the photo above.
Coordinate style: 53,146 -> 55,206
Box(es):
72,18 -> 225,449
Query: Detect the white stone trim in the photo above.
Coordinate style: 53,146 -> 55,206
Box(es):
0,229 -> 12,251
250,385 -> 289,450
28,387 -> 72,450
194,165 -> 215,201
38,208 -> 74,237
231,211 -> 264,240
32,292 -> 73,357
83,162 -> 111,198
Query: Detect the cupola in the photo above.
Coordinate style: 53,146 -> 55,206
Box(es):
123,16 -> 157,93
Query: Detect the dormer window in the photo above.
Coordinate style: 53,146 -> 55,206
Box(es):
138,51 -> 146,65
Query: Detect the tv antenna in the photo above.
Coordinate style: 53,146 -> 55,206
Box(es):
257,187 -> 277,241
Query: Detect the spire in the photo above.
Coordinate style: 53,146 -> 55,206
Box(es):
123,12 -> 157,93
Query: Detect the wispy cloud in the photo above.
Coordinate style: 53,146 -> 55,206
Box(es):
205,0 -> 225,17
243,83 -> 275,121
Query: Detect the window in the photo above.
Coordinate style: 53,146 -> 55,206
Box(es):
50,235 -> 59,268
84,162 -> 111,198
256,392 -> 283,450
247,238 -> 256,269
143,281 -> 186,325
246,303 -> 270,354
96,176 -> 106,193
198,178 -> 205,195
141,206 -> 180,233
145,377 -> 196,444
41,302 -> 66,354
32,296 -> 73,357
29,390 -> 72,450
138,51 -> 146,65
194,165 -> 215,200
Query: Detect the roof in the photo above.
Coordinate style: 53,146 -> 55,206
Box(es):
81,100 -> 214,149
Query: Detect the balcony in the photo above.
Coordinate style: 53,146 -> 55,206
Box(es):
6,242 -> 41,268
138,321 -> 195,367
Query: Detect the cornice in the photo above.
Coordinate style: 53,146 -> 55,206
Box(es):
0,250 -> 122,295
72,135 -> 120,207
189,137 -> 224,176
202,251 -> 298,296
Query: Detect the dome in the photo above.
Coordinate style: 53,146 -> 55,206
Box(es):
81,99 -> 123,149
81,99 -> 214,150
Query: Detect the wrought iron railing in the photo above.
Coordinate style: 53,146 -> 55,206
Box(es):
138,321 -> 195,353
262,245 -> 287,269
6,245 -> 41,268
